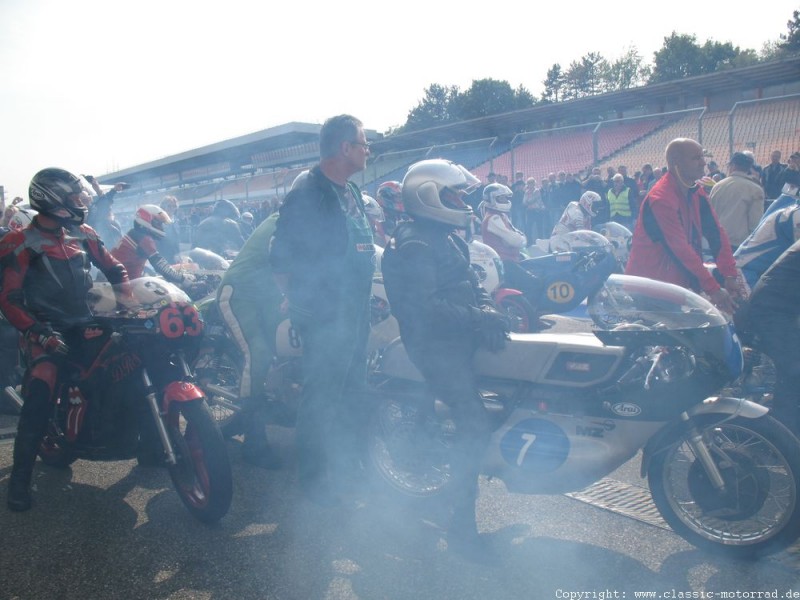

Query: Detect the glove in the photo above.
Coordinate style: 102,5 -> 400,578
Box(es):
27,326 -> 69,355
474,307 -> 510,352
181,272 -> 197,283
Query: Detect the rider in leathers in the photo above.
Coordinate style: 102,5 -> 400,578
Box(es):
0,168 -> 129,511
192,199 -> 246,257
111,204 -> 192,284
382,159 -> 510,560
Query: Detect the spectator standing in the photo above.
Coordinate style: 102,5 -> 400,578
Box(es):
708,152 -> 765,251
606,173 -> 637,230
761,150 -> 789,200
617,165 -> 640,208
734,169 -> 800,288
510,171 -> 526,232
269,114 -> 375,506
158,195 -> 182,264
523,177 -> 548,241
626,138 -> 742,315
638,163 -> 656,203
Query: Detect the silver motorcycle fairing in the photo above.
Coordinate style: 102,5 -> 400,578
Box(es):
483,408 -> 664,494
376,331 -> 625,387
638,396 -> 770,477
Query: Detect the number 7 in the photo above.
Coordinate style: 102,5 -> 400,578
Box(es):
517,433 -> 537,466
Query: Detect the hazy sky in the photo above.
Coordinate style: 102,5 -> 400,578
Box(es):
1,0 -> 797,200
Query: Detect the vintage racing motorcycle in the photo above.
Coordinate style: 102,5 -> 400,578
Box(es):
366,273 -> 800,558
37,277 -> 233,523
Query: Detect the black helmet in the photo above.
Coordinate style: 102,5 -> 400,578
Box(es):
28,168 -> 88,225
212,199 -> 240,220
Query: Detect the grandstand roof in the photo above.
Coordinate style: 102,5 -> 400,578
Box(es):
373,55 -> 800,151
101,121 -> 323,184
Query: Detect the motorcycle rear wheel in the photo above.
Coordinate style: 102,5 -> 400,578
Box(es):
193,343 -> 243,437
648,414 -> 800,558
166,399 -> 232,523
495,294 -> 537,333
367,393 -> 455,501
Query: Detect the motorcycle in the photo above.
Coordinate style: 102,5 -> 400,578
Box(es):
510,230 -> 620,325
196,238 -> 612,432
467,240 -> 537,333
593,221 -> 633,271
37,277 -> 233,523
366,273 -> 800,558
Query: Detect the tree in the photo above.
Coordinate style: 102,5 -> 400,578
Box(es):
649,32 -> 705,83
457,78 -> 530,120
403,83 -> 460,132
541,64 -> 565,103
779,9 -> 800,52
607,46 -> 651,91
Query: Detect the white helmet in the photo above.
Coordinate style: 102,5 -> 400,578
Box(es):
362,194 -> 384,222
481,183 -> 513,213
8,207 -> 36,231
401,159 -> 479,228
579,191 -> 601,217
134,204 -> 172,239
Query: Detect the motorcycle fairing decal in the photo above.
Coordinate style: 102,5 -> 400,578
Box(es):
65,386 -> 86,442
545,281 -> 575,304
162,381 -> 205,409
611,402 -> 642,417
499,418 -> 570,472
158,303 -> 203,338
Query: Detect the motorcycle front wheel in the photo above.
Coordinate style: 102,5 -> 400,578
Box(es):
165,399 -> 232,523
192,343 -> 243,437
367,392 -> 455,502
648,414 -> 800,558
495,294 -> 537,333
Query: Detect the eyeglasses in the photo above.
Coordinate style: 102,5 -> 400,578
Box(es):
349,140 -> 371,150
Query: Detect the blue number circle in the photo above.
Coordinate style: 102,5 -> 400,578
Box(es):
499,418 -> 570,472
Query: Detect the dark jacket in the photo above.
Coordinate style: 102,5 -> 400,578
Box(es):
382,219 -> 491,352
269,165 -> 366,321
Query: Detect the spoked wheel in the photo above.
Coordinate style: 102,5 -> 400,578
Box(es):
166,399 -> 232,523
367,394 -> 454,501
648,414 -> 800,558
193,344 -> 244,437
496,294 -> 537,333
38,423 -> 77,468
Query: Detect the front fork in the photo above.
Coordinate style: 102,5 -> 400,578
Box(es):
680,411 -> 727,490
142,366 -> 178,466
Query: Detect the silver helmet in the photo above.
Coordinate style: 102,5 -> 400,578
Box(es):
401,159 -> 479,228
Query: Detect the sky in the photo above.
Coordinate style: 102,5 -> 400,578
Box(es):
1,0 -> 797,201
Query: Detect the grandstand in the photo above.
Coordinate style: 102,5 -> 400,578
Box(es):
98,56 -> 800,215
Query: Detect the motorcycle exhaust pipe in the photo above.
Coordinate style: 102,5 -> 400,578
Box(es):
4,386 -> 23,413
203,384 -> 239,404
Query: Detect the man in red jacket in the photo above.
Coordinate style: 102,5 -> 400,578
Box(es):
626,138 -> 742,314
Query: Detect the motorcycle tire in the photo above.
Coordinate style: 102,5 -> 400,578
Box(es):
495,294 -> 537,333
192,343 -> 244,437
38,423 -> 78,468
165,399 -> 233,523
648,413 -> 800,558
367,392 -> 455,503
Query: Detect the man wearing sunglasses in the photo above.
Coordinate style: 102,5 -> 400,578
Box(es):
270,114 -> 375,506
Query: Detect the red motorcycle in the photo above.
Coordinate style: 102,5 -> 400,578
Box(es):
37,277 -> 232,523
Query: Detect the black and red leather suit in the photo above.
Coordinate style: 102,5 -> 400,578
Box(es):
0,217 -> 128,464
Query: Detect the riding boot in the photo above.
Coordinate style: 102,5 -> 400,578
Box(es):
241,399 -> 281,470
8,389 -> 50,512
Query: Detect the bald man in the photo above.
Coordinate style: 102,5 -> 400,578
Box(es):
626,138 -> 742,314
